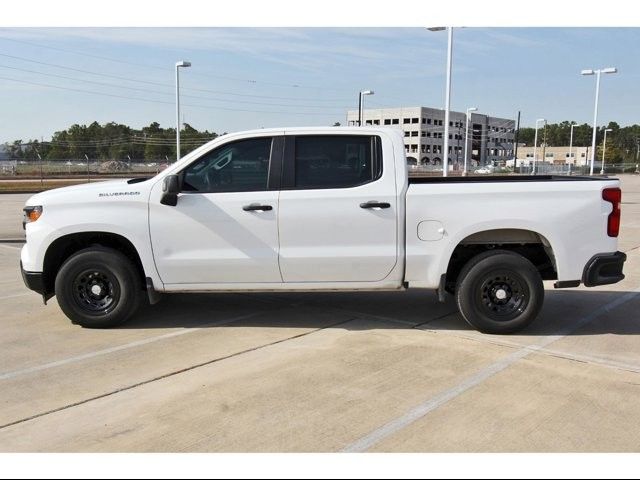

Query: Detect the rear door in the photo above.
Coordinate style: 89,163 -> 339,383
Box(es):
277,133 -> 398,282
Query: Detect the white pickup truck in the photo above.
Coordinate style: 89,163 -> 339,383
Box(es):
20,127 -> 626,333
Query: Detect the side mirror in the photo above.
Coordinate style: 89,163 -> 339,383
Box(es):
160,174 -> 180,206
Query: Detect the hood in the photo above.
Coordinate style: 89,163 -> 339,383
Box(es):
24,178 -> 150,207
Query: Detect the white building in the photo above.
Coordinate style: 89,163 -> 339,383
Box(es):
346,106 -> 515,167
514,145 -> 591,167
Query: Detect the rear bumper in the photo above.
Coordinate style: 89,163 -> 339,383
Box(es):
20,260 -> 46,295
582,251 -> 626,287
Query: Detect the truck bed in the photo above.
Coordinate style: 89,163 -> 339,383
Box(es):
409,175 -> 616,184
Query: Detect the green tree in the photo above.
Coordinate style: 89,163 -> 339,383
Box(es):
15,121 -> 221,163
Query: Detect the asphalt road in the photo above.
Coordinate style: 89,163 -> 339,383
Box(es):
0,175 -> 639,452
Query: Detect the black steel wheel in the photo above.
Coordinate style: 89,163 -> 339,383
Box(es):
55,247 -> 141,328
455,250 -> 544,334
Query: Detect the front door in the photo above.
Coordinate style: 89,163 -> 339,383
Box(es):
149,135 -> 283,285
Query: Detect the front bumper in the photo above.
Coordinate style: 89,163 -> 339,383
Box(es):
20,260 -> 46,296
582,251 -> 626,287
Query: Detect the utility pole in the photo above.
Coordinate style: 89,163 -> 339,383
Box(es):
456,124 -> 461,167
542,122 -> 547,174
35,148 -> 43,187
513,111 -> 521,172
585,146 -> 590,174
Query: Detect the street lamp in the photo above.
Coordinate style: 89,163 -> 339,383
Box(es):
175,60 -> 191,161
428,26 -> 453,177
463,107 -> 477,176
358,90 -> 374,126
581,67 -> 617,175
601,128 -> 613,175
533,118 -> 546,175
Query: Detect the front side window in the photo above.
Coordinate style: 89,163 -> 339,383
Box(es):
182,137 -> 272,193
293,135 -> 380,189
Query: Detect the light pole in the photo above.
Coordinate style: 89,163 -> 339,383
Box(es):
358,90 -> 374,126
533,118 -> 546,175
581,67 -> 617,175
428,26 -> 453,177
601,128 -> 612,175
463,107 -> 477,176
568,122 -> 576,165
175,60 -> 191,162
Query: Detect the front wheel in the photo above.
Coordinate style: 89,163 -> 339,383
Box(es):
55,247 -> 142,328
455,250 -> 544,334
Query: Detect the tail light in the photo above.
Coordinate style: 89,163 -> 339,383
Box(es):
602,187 -> 621,237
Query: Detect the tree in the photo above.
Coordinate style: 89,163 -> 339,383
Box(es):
10,121 -> 220,162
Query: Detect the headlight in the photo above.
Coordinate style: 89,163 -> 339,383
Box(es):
23,206 -> 43,229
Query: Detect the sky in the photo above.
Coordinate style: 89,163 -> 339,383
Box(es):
0,27 -> 638,143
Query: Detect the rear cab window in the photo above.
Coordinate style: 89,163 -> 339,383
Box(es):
283,135 -> 383,190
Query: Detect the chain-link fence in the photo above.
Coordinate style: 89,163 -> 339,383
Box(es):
2,159 -> 639,180
514,163 -> 639,175
408,162 -> 640,177
0,159 -> 167,178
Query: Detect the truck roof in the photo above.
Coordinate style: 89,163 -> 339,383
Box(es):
226,126 -> 403,136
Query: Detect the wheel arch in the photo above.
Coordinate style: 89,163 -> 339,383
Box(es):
42,231 -> 146,297
443,228 -> 557,292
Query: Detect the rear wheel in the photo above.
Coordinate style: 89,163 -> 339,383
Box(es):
55,247 -> 142,328
455,250 -> 544,334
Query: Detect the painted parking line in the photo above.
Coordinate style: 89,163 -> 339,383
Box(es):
0,316 -> 357,431
342,287 -> 640,452
0,311 -> 263,382
417,328 -> 640,375
0,292 -> 31,301
0,243 -> 22,250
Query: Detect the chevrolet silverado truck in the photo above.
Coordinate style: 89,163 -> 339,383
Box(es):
20,127 -> 626,333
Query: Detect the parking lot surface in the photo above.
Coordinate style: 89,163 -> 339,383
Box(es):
0,175 -> 639,452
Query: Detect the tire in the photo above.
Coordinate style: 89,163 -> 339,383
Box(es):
54,247 -> 142,328
455,250 -> 544,334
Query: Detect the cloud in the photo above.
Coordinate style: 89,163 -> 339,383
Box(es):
0,27 -> 444,73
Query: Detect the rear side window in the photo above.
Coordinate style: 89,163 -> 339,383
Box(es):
293,135 -> 382,189
182,137 -> 272,193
